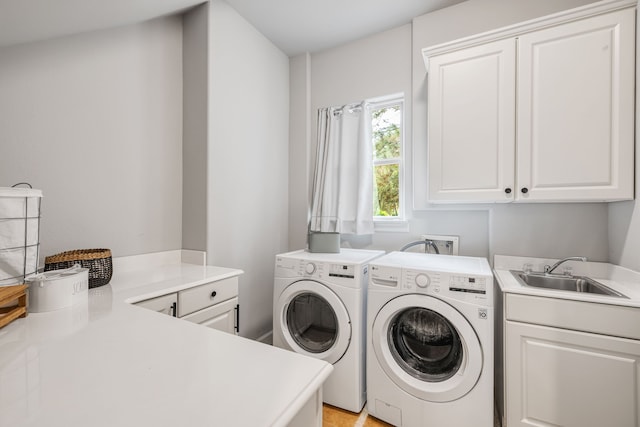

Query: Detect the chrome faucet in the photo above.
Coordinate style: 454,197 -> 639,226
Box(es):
544,256 -> 587,274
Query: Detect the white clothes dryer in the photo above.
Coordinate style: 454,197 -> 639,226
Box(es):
273,249 -> 384,412
367,251 -> 494,427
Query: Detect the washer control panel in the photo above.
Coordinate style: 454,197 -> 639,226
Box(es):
415,273 -> 430,288
404,269 -> 439,292
368,254 -> 493,303
370,264 -> 401,288
449,275 -> 487,295
387,268 -> 490,301
305,262 -> 316,274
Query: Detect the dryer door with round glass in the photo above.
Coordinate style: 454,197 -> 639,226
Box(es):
276,280 -> 351,364
372,294 -> 483,402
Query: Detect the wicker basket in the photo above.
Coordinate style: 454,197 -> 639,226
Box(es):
44,249 -> 112,289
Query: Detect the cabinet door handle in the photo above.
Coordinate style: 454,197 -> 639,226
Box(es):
234,304 -> 240,333
505,188 -> 512,194
521,187 -> 529,194
210,291 -> 217,299
170,302 -> 177,317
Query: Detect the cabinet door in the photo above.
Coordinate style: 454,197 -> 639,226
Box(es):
134,293 -> 177,317
516,8 -> 635,201
427,38 -> 516,203
181,297 -> 238,335
505,321 -> 640,427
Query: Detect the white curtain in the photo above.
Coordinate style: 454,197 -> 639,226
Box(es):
309,102 -> 374,235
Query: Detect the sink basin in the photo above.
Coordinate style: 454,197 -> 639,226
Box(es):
510,271 -> 627,298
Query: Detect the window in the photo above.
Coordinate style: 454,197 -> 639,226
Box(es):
370,97 -> 403,222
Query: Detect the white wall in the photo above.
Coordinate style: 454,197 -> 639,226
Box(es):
289,53 -> 311,251
290,0 -> 611,262
207,0 -> 290,340
182,4 -> 208,251
0,16 -> 183,260
609,200 -> 640,270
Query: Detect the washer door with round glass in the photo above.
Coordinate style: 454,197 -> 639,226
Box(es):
372,294 -> 483,402
276,280 -> 351,364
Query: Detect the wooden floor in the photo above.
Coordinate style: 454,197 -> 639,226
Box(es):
323,403 -> 502,427
322,404 -> 393,427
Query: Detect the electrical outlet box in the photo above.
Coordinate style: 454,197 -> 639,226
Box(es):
419,234 -> 459,255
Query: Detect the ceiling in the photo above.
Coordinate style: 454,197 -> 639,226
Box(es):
0,0 -> 465,55
223,0 -> 466,55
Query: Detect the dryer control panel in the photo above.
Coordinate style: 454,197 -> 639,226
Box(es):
290,260 -> 358,280
328,263 -> 356,279
275,256 -> 369,289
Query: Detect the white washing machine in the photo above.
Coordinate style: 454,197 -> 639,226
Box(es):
273,248 -> 384,412
367,251 -> 494,427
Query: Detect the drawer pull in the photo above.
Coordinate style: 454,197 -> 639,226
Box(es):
210,291 -> 217,299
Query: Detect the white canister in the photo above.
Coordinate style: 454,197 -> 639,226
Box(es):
25,265 -> 89,312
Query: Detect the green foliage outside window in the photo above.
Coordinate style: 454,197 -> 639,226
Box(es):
372,105 -> 401,217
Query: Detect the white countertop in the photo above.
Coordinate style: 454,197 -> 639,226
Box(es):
494,255 -> 640,308
0,260 -> 333,427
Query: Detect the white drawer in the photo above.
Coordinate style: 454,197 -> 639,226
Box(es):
177,277 -> 238,317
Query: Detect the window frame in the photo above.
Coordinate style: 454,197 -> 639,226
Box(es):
368,94 -> 407,232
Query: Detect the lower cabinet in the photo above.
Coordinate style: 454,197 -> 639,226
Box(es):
134,292 -> 177,317
505,320 -> 640,427
134,276 -> 239,335
181,297 -> 238,334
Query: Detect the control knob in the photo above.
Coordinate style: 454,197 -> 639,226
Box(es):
415,273 -> 430,289
305,263 -> 316,274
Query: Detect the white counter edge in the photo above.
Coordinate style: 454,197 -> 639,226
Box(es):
272,364 -> 334,427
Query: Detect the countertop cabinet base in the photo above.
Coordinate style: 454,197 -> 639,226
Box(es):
181,297 -> 238,334
134,276 -> 239,334
505,320 -> 640,427
134,292 -> 177,317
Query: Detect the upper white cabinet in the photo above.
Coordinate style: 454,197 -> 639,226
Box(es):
424,1 -> 636,203
427,38 -> 516,202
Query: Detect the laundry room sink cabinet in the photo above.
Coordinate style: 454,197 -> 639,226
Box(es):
503,294 -> 640,427
423,0 -> 635,203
